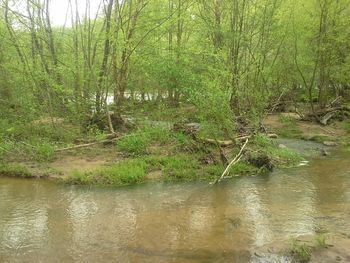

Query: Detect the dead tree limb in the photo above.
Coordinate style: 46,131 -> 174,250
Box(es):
212,139 -> 249,184
55,137 -> 119,152
203,134 -> 277,147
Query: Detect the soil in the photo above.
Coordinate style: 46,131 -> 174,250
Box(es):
263,113 -> 348,140
20,145 -> 121,178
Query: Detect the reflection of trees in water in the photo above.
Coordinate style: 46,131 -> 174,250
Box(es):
67,190 -> 138,261
306,156 -> 350,233
1,154 -> 350,262
0,180 -> 49,257
235,179 -> 273,247
260,170 -> 317,238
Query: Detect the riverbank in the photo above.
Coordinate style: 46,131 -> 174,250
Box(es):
1,112 -> 349,186
0,131 -> 303,185
1,149 -> 350,263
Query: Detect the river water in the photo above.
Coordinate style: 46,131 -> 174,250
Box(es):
0,148 -> 349,262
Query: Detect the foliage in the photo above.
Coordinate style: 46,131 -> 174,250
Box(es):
116,126 -> 183,156
290,239 -> 312,263
315,235 -> 327,249
278,115 -> 303,139
67,159 -> 147,186
253,135 -> 303,166
1,0 -> 350,182
65,153 -> 202,186
1,0 -> 349,143
342,120 -> 350,133
0,163 -> 33,178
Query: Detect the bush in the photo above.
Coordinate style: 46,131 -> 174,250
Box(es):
116,126 -> 185,156
117,133 -> 150,156
253,135 -> 303,166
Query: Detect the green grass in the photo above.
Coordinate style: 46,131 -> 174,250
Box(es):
117,133 -> 150,156
67,135 -> 304,187
290,239 -> 312,263
308,134 -> 333,144
162,155 -> 200,180
0,163 -> 34,178
278,115 -> 303,139
116,126 -> 185,156
343,120 -> 350,133
65,154 -> 203,186
229,162 -> 258,175
66,159 -> 148,186
198,122 -> 234,141
315,235 -> 327,249
253,135 -> 303,166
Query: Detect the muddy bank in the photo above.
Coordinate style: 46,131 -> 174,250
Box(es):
1,114 -> 348,186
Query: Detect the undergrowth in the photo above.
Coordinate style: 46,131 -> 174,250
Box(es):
116,126 -> 187,156
0,163 -> 34,178
253,135 -> 303,166
278,115 -> 303,139
290,239 -> 312,263
65,154 -> 203,186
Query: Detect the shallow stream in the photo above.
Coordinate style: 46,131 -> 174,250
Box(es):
0,147 -> 349,262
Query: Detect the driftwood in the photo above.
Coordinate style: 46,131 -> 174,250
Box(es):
55,134 -> 119,152
212,139 -> 249,184
303,106 -> 350,125
203,133 -> 278,147
307,106 -> 350,117
320,111 -> 337,125
269,90 -> 286,113
203,138 -> 235,147
319,126 -> 335,135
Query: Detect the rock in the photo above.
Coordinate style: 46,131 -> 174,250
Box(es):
278,144 -> 287,149
323,141 -> 338,146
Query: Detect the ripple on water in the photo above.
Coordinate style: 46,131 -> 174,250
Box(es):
0,148 -> 350,262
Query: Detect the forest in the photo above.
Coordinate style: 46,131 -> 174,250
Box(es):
1,1 -> 350,262
0,0 -> 350,181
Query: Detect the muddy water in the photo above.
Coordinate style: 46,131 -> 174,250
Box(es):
1,149 -> 350,263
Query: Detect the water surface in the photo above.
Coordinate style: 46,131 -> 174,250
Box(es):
0,148 -> 349,262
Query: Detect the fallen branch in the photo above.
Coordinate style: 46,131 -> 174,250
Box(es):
269,90 -> 286,113
203,134 -> 277,147
306,106 -> 350,118
212,139 -> 249,184
320,111 -> 338,126
55,137 -> 119,152
203,138 -> 235,147
319,126 -> 335,135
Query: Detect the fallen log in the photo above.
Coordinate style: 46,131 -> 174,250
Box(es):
320,111 -> 338,126
306,106 -> 350,118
